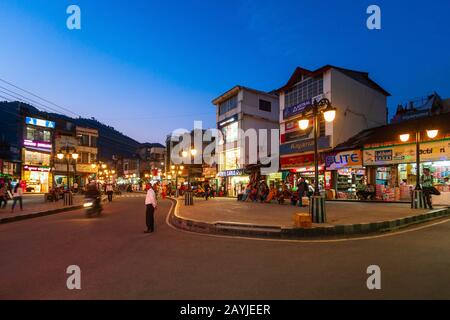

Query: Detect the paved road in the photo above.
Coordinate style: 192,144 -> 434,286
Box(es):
0,196 -> 449,299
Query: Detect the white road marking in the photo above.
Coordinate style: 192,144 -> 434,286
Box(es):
163,199 -> 450,243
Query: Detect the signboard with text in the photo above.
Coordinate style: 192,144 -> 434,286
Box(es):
25,117 -> 55,129
281,153 -> 315,169
325,149 -> 362,170
280,136 -> 331,156
363,139 -> 450,166
282,94 -> 323,120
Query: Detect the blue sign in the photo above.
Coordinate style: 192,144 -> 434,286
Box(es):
217,169 -> 245,177
283,94 -> 324,120
280,136 -> 331,155
25,117 -> 55,129
283,99 -> 312,120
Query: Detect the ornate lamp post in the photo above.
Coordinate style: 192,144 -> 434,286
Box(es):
57,146 -> 78,205
182,148 -> 197,185
298,98 -> 336,223
399,129 -> 438,208
56,146 -> 79,191
170,164 -> 184,197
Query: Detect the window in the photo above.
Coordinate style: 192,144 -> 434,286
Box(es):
259,99 -> 271,112
222,122 -> 238,143
90,136 -> 98,147
219,95 -> 238,115
26,127 -> 35,140
90,153 -> 97,163
284,76 -> 323,108
80,152 -> 89,164
26,127 -> 51,142
79,134 -> 90,146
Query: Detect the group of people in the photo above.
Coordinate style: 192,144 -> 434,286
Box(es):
0,181 -> 25,212
355,177 -> 376,200
238,178 -> 315,207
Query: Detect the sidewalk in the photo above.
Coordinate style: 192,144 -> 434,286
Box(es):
0,193 -> 145,224
0,195 -> 84,223
170,197 -> 450,238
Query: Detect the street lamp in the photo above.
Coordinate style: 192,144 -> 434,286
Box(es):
182,149 -> 197,185
399,129 -> 439,208
298,98 -> 336,223
56,145 -> 78,191
169,164 -> 185,196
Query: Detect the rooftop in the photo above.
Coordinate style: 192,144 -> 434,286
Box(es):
276,65 -> 391,96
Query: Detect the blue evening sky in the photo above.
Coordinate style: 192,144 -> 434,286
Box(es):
0,0 -> 449,143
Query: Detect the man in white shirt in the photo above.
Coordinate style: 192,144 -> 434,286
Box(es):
144,184 -> 157,233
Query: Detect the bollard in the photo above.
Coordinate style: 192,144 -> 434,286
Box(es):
411,189 -> 425,209
64,192 -> 73,206
309,195 -> 326,223
185,191 -> 194,206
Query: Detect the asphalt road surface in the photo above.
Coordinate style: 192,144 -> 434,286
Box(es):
0,196 -> 449,299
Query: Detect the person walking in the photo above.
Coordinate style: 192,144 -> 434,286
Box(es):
106,183 -> 114,202
11,183 -> 24,212
0,183 -> 8,209
421,168 -> 439,209
144,184 -> 157,233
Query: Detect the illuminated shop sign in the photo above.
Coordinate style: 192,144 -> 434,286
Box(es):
23,165 -> 51,172
325,150 -> 362,170
25,117 -> 55,129
23,139 -> 52,150
290,166 -> 325,173
217,169 -> 245,177
363,139 -> 450,166
218,115 -> 238,128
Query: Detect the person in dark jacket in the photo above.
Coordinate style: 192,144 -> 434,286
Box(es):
297,178 -> 308,207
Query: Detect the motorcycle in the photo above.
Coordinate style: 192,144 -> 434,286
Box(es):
83,197 -> 103,217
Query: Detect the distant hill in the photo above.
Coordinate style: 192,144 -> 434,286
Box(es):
0,101 -> 141,161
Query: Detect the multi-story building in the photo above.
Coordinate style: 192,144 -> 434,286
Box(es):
53,120 -> 77,189
277,65 -> 390,189
137,143 -> 166,179
76,126 -> 98,186
166,130 -> 217,187
212,85 -> 279,196
21,115 -> 55,193
391,92 -> 450,124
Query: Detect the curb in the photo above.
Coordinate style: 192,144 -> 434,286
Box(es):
167,197 -> 450,239
0,205 -> 84,224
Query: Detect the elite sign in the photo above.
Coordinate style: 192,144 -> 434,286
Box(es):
325,150 -> 362,170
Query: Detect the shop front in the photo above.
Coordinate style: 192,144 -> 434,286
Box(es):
21,116 -> 55,193
22,165 -> 51,193
363,138 -> 450,204
324,149 -> 365,200
217,169 -> 248,197
21,149 -> 52,193
280,153 -> 326,192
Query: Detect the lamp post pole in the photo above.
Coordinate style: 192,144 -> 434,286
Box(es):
298,98 -> 336,223
312,102 -> 320,196
66,155 -> 70,190
400,129 -> 438,209
415,131 -> 421,191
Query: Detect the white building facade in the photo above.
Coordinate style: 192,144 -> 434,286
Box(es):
212,86 -> 279,196
278,65 -> 390,190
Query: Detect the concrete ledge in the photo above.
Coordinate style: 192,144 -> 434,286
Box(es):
167,197 -> 450,239
0,205 -> 84,224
